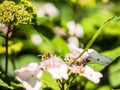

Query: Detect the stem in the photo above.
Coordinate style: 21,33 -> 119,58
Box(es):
76,15 -> 120,59
66,75 -> 76,90
5,26 -> 10,83
56,80 -> 62,89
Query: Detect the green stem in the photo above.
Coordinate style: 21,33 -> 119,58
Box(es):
76,15 -> 120,59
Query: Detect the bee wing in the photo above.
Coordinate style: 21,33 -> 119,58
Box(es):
88,49 -> 112,66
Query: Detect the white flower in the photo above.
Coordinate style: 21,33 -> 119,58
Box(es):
36,2 -> 59,18
66,21 -> 84,38
14,62 -> 42,90
39,55 -> 68,80
48,64 -> 68,80
82,65 -> 103,84
31,34 -> 43,45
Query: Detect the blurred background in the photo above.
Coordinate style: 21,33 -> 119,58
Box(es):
0,0 -> 120,89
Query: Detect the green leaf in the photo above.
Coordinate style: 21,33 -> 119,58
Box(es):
10,82 -> 23,89
36,17 -> 50,25
60,4 -> 74,22
52,36 -> 70,56
109,57 -> 120,87
81,10 -> 113,41
0,56 -> 14,76
60,4 -> 74,28
36,17 -> 54,25
38,36 -> 55,54
0,79 -> 13,89
88,63 -> 104,71
85,81 -> 98,90
16,54 -> 40,69
40,72 -> 60,90
101,47 -> 120,60
102,20 -> 120,36
97,85 -> 111,90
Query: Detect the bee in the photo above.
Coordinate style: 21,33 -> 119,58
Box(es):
76,55 -> 90,66
38,53 -> 50,61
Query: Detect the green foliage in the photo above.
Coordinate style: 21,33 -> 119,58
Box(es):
109,57 -> 120,87
81,10 -> 113,43
0,0 -> 120,89
15,54 -> 40,69
0,56 -> 14,76
41,71 -> 60,90
97,85 -> 111,90
0,42 -> 23,54
0,78 -> 13,89
52,36 -> 70,56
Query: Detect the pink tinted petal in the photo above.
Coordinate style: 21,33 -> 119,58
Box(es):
15,70 -> 35,82
14,62 -> 42,90
23,79 -> 42,90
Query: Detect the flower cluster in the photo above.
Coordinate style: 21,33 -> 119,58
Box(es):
65,47 -> 103,83
14,47 -> 104,90
0,0 -> 35,26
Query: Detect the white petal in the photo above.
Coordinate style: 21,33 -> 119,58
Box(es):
48,65 -> 68,80
82,65 -> 103,83
48,68 -> 61,79
23,78 -> 42,90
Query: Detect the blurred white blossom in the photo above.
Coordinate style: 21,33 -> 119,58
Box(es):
31,34 -> 43,45
53,26 -> 67,36
66,21 -> 84,38
14,63 -> 42,90
67,36 -> 79,48
39,55 -> 68,80
36,2 -> 59,18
